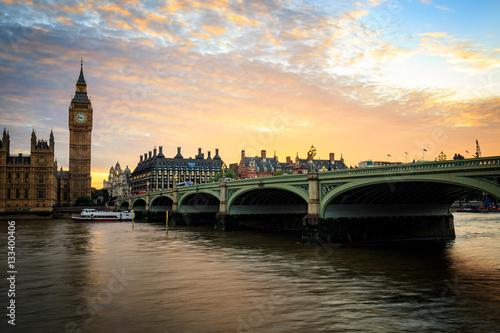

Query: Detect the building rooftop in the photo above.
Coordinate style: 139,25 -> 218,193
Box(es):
131,146 -> 224,175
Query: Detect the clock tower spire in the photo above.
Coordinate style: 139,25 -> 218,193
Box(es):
68,59 -> 93,205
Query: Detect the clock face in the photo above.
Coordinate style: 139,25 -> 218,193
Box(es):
75,112 -> 87,124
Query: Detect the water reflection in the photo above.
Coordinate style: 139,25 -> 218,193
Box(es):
0,214 -> 499,333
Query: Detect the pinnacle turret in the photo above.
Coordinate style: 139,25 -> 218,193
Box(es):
77,58 -> 86,86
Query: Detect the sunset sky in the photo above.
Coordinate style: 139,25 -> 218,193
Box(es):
1,0 -> 499,188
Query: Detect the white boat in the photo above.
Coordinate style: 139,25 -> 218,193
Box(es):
72,208 -> 134,222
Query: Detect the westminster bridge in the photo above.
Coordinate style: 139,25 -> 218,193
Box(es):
117,156 -> 500,243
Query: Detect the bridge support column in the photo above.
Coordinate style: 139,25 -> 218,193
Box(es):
302,172 -> 326,243
214,182 -> 238,231
172,188 -> 179,212
142,193 -> 150,221
215,213 -> 238,231
168,188 -> 182,225
219,181 -> 227,214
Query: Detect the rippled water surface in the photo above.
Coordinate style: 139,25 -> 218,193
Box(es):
1,213 -> 499,332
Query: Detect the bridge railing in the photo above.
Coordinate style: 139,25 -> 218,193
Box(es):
318,156 -> 500,178
117,156 -> 500,204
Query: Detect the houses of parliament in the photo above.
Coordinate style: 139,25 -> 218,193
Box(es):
0,62 -> 93,213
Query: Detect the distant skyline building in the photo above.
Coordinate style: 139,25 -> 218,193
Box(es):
238,146 -> 348,179
103,162 -> 131,198
130,146 -> 224,194
238,150 -> 284,179
287,146 -> 348,173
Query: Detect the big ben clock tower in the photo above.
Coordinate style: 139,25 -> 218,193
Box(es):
68,59 -> 92,204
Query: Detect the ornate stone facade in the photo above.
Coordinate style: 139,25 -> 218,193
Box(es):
68,61 -> 93,204
0,129 -> 57,213
103,162 -> 131,198
0,62 -> 94,213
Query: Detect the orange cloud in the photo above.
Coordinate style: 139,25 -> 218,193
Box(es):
369,42 -> 409,62
366,0 -> 388,6
226,14 -> 260,26
165,0 -> 192,12
107,20 -> 133,30
420,35 -> 500,73
418,32 -> 452,39
342,9 -> 369,21
202,0 -> 230,11
259,29 -> 281,46
202,26 -> 226,35
57,17 -> 74,26
191,32 -> 211,41
98,4 -> 131,16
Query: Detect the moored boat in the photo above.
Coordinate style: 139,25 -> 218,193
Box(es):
72,208 -> 134,222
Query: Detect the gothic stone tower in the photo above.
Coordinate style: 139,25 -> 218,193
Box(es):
68,60 -> 93,204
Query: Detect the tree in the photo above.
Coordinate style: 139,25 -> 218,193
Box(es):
75,196 -> 94,206
91,188 -> 110,206
92,188 -> 109,200
273,170 -> 292,176
209,169 -> 237,182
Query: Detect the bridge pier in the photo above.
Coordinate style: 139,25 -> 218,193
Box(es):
302,214 -> 326,243
302,172 -> 327,242
302,214 -> 455,243
214,212 -> 238,231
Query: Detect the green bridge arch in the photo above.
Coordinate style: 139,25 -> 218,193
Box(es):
150,195 -> 174,212
227,184 -> 309,215
320,174 -> 500,218
178,189 -> 220,213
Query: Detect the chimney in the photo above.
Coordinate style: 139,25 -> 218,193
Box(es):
175,147 -> 183,158
140,155 -> 143,162
196,147 -> 204,159
144,153 -> 147,161
329,153 -> 335,162
261,150 -> 266,159
149,151 -> 152,159
286,156 -> 291,165
214,148 -> 221,160
241,150 -> 245,159
159,146 -> 163,156
207,151 -> 211,159
154,147 -> 157,157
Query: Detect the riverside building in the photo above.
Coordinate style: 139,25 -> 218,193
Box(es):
0,129 -> 57,213
130,146 -> 224,194
0,61 -> 94,214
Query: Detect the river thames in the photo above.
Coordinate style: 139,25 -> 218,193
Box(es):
1,213 -> 499,333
